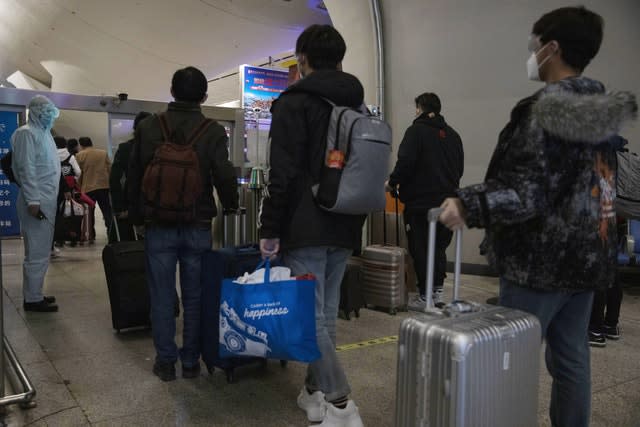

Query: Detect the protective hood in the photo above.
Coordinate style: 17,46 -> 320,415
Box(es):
27,95 -> 60,131
532,77 -> 637,144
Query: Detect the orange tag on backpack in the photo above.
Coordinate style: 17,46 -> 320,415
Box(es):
327,150 -> 345,169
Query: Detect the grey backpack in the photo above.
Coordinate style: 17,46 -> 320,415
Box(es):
616,150 -> 640,219
312,100 -> 392,215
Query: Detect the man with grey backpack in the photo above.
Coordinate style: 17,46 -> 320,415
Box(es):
259,24 -> 391,427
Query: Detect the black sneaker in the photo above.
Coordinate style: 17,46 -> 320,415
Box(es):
23,300 -> 59,312
603,324 -> 620,340
153,361 -> 176,382
24,296 -> 56,305
588,331 -> 606,347
486,297 -> 499,306
182,362 -> 201,379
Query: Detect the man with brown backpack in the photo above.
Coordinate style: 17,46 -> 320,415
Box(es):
128,66 -> 238,381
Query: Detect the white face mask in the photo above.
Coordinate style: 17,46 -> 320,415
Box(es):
526,43 -> 552,82
296,55 -> 306,79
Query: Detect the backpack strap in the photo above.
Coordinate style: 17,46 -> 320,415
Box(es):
320,97 -> 369,114
62,154 -> 72,164
158,113 -> 171,141
186,118 -> 214,146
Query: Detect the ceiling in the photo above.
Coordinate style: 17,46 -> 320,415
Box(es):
0,0 -> 330,101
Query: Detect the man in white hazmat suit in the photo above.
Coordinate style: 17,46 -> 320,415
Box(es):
11,95 -> 60,312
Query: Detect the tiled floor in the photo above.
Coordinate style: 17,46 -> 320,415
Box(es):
0,232 -> 639,426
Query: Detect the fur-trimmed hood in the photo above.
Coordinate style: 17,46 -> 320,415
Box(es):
532,77 -> 637,144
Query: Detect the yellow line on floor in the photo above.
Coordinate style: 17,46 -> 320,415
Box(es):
336,335 -> 398,352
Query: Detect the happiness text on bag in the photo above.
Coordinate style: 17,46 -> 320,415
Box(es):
244,301 -> 289,320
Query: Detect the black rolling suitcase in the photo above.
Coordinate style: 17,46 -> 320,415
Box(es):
200,249 -> 272,383
340,257 -> 365,320
103,217 -> 150,332
218,244 -> 263,277
102,217 -> 180,332
201,248 -> 288,383
102,239 -> 150,333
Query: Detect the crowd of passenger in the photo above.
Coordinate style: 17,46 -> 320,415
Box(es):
6,5 -> 638,427
50,113 -> 150,254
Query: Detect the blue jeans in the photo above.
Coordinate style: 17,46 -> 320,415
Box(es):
285,246 -> 352,402
145,225 -> 212,367
500,278 -> 594,427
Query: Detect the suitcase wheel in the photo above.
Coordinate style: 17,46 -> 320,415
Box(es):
389,308 -> 397,315
280,360 -> 287,368
225,368 -> 235,384
354,309 -> 360,318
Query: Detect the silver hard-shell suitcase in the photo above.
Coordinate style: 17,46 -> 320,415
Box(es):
395,208 -> 541,427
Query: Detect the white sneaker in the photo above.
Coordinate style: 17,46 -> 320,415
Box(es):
50,248 -> 60,258
316,400 -> 363,427
297,387 -> 326,422
432,288 -> 445,308
408,293 -> 427,312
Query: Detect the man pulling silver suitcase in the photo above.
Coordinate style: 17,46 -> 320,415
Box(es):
395,208 -> 541,427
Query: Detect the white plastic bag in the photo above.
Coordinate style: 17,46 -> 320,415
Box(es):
234,266 -> 292,284
71,199 -> 84,217
62,200 -> 72,218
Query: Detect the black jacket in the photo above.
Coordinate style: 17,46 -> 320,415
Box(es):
389,113 -> 464,213
110,139 -> 133,214
259,70 -> 366,250
127,102 -> 238,225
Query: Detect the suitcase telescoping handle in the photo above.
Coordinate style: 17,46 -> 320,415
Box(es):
108,192 -> 138,242
425,207 -> 462,311
382,190 -> 400,246
110,214 -> 139,242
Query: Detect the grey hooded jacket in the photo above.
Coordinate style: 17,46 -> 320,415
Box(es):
457,76 -> 637,291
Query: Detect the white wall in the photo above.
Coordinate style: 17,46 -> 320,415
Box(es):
53,110 -> 110,152
325,0 -> 377,107
330,0 -> 640,265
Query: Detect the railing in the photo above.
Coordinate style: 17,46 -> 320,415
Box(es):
0,240 -> 36,415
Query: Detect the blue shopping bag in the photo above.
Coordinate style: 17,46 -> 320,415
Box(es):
219,259 -> 321,363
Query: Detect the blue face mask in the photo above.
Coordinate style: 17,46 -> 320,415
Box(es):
38,113 -> 57,130
27,95 -> 60,130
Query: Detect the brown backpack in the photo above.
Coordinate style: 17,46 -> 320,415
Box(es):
141,113 -> 213,223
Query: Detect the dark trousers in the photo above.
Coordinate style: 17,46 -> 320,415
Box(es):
404,211 -> 453,296
87,189 -> 112,239
589,272 -> 623,330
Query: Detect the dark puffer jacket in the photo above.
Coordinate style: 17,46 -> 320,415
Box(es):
259,70 -> 367,250
389,113 -> 463,213
457,76 -> 637,291
127,102 -> 238,225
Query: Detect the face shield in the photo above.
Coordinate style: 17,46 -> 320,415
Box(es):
27,95 -> 60,130
527,35 -> 542,53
